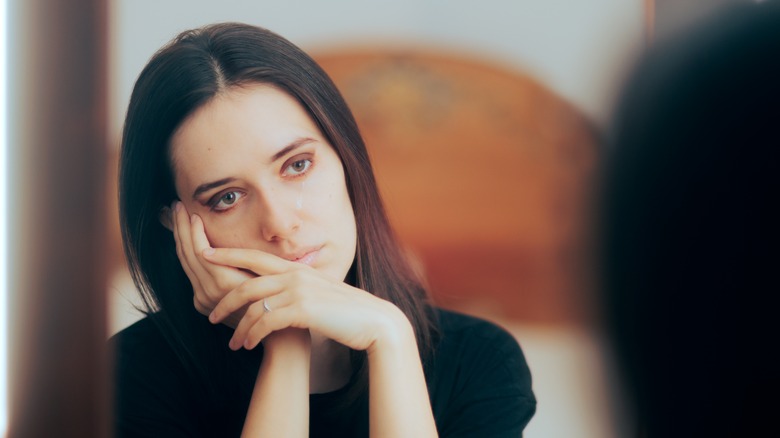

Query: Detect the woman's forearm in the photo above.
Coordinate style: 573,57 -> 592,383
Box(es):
241,328 -> 311,438
367,308 -> 438,438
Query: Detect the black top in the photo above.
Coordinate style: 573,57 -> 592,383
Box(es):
111,307 -> 536,437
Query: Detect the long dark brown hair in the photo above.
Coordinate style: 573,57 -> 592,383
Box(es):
119,22 -> 437,406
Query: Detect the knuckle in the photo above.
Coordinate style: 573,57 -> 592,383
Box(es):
233,282 -> 247,299
212,278 -> 227,295
245,302 -> 263,320
291,269 -> 307,283
295,300 -> 311,320
192,297 -> 209,315
204,290 -> 220,305
214,276 -> 230,293
286,272 -> 306,291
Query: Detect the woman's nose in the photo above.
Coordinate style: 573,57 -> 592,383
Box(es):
257,189 -> 300,242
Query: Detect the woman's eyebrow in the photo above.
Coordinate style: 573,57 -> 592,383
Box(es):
192,177 -> 237,200
269,137 -> 316,163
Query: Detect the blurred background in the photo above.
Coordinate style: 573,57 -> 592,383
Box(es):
3,0 -> 756,436
108,2 -> 640,437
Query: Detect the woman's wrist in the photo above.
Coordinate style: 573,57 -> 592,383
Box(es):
365,304 -> 438,437
366,303 -> 417,358
248,330 -> 310,437
262,328 -> 312,362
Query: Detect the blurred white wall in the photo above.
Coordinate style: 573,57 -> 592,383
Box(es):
110,0 -> 644,141
109,2 -> 644,437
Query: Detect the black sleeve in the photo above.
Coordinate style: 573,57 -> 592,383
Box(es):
429,312 -> 536,437
111,320 -> 206,438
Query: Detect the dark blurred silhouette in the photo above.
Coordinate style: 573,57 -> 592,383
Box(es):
601,2 -> 780,437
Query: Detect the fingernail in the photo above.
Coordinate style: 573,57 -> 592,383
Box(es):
208,311 -> 217,323
202,247 -> 215,257
229,339 -> 241,351
175,201 -> 182,212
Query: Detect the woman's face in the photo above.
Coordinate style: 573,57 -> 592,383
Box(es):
169,84 -> 357,281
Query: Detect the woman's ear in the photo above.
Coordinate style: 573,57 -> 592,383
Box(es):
159,206 -> 174,232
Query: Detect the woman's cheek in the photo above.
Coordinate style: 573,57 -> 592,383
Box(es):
219,230 -> 250,249
202,217 -> 244,249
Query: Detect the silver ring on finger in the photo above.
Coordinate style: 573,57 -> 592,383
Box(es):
262,298 -> 272,314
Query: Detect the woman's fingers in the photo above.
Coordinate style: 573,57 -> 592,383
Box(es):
190,213 -> 255,294
190,214 -> 217,273
204,250 -> 411,353
174,202 -> 219,314
173,202 -> 245,316
174,203 -> 210,281
172,203 -> 203,291
190,213 -> 211,256
227,293 -> 295,350
202,247 -> 294,276
241,306 -> 299,350
209,275 -> 287,324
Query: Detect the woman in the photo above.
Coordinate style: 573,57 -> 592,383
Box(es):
113,22 -> 535,437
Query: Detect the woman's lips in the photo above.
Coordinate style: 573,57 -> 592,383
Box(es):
289,247 -> 321,266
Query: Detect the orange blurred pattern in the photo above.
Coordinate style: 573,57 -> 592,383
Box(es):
316,50 -> 599,326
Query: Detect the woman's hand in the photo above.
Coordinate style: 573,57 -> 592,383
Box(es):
176,208 -> 436,436
171,201 -> 252,328
204,247 -> 412,353
204,242 -> 438,437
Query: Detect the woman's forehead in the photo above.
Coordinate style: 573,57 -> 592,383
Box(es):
167,84 -> 342,193
171,85 -> 320,159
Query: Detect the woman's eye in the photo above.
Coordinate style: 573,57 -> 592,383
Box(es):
212,191 -> 243,211
283,158 -> 312,176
